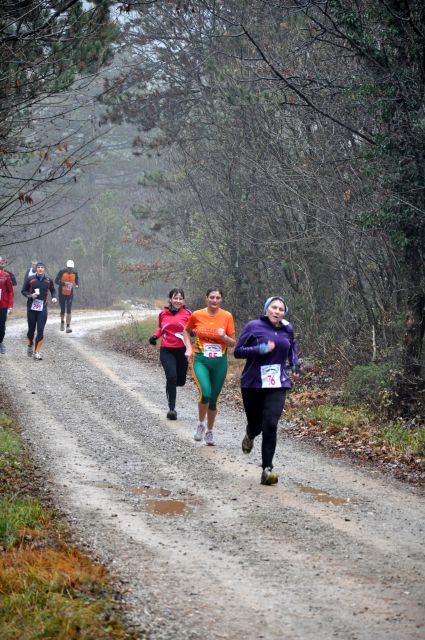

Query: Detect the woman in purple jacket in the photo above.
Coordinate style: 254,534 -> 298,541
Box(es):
234,296 -> 300,485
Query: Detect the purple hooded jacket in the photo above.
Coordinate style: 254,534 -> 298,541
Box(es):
234,316 -> 299,389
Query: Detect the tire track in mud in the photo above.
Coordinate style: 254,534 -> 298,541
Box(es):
1,311 -> 424,640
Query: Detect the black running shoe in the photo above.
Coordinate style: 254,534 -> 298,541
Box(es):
242,432 -> 254,454
261,467 -> 279,485
167,409 -> 177,420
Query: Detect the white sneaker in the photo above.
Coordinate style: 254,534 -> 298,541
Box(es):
204,429 -> 215,446
33,352 -> 43,361
193,422 -> 206,441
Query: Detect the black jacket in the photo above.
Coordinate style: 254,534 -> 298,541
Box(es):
22,274 -> 56,307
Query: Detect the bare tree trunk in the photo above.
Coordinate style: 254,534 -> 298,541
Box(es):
403,250 -> 425,377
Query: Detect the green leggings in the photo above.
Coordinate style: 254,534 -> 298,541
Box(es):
192,352 -> 228,410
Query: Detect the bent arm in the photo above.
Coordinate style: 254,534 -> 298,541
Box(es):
153,312 -> 163,339
234,325 -> 262,359
21,279 -> 32,299
49,279 -> 57,299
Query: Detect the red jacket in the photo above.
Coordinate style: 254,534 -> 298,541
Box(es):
153,306 -> 192,348
0,270 -> 14,309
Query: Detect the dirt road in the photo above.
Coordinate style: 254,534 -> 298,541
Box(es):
1,311 -> 424,640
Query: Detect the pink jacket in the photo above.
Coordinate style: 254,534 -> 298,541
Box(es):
153,306 -> 192,348
0,270 -> 14,309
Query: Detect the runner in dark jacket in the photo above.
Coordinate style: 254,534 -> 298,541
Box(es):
22,262 -> 57,360
234,296 -> 300,485
149,288 -> 192,420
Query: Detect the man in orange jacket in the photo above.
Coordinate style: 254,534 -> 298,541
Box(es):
55,259 -> 79,333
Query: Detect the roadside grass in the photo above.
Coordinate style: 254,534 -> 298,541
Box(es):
0,395 -> 138,640
306,404 -> 425,462
113,316 -> 157,342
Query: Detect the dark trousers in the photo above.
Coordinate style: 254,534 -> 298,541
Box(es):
159,346 -> 188,410
241,387 -> 286,470
0,307 -> 7,343
59,293 -> 73,315
27,307 -> 48,347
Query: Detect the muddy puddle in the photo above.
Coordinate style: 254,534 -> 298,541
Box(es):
87,481 -> 196,516
144,498 -> 193,516
295,482 -> 363,506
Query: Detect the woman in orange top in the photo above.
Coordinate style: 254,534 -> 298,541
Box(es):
183,288 -> 235,446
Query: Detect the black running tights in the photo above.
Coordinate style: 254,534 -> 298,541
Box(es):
159,346 -> 188,410
241,387 -> 286,469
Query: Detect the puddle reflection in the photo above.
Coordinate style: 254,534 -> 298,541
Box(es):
145,498 -> 192,517
295,483 -> 361,506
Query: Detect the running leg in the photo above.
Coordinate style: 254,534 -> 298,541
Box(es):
59,294 -> 66,328
261,389 -> 286,469
241,388 -> 264,440
34,307 -> 48,353
160,347 -> 178,410
66,296 -> 73,332
0,307 -> 7,344
27,308 -> 37,345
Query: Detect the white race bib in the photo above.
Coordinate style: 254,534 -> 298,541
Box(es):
174,332 -> 185,343
203,343 -> 223,358
31,299 -> 44,312
64,282 -> 73,291
261,364 -> 281,388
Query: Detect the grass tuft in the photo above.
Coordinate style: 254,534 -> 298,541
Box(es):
377,422 -> 425,459
0,496 -> 51,549
0,547 -> 107,594
310,405 -> 370,433
0,428 -> 22,471
115,316 -> 157,342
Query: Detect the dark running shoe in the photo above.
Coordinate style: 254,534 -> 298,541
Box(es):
167,409 -> 177,420
242,432 -> 254,454
261,467 -> 279,486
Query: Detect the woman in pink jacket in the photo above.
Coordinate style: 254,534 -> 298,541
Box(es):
149,288 -> 192,420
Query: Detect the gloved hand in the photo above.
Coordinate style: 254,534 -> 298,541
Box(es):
148,336 -> 157,346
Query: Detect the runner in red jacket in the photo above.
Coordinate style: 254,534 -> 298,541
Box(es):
149,288 -> 192,420
0,270 -> 14,354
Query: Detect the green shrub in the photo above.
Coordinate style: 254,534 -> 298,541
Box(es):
343,363 -> 395,407
378,421 -> 425,459
310,405 -> 370,433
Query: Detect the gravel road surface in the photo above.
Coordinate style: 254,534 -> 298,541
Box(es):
1,310 -> 424,640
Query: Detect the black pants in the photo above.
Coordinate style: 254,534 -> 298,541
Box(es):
27,306 -> 48,348
241,387 -> 286,470
159,346 -> 188,410
0,307 -> 8,343
59,293 -> 73,315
